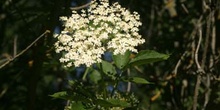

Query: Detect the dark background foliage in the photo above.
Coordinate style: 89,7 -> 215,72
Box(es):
0,0 -> 220,110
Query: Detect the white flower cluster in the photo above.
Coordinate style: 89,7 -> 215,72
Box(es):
54,0 -> 145,67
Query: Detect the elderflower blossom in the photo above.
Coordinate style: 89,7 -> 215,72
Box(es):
54,0 -> 145,67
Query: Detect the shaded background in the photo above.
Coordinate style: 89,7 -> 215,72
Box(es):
0,0 -> 220,110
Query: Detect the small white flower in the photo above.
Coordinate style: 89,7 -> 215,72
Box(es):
54,0 -> 145,67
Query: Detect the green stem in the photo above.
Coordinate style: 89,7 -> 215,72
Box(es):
99,63 -> 107,100
82,67 -> 90,81
111,70 -> 123,97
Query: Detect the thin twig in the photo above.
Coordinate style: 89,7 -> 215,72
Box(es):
181,3 -> 189,14
0,30 -> 50,69
181,79 -> 188,103
193,26 -> 204,110
202,0 -> 210,12
202,11 -> 215,110
201,14 -> 211,69
134,66 -> 144,74
126,68 -> 131,92
194,28 -> 203,71
13,35 -> 17,57
111,71 -> 123,97
172,52 -> 187,76
70,0 -> 95,10
0,86 -> 8,98
202,75 -> 210,110
209,18 -> 216,70
211,14 -> 216,56
188,16 -> 203,70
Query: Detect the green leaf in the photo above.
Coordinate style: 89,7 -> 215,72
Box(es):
89,70 -> 101,84
95,99 -> 114,107
71,95 -> 91,103
68,80 -> 76,86
107,99 -> 130,107
70,102 -> 86,110
123,77 -> 152,84
49,91 -> 68,99
113,51 -> 131,69
75,86 -> 96,99
95,99 -> 130,107
50,89 -> 93,103
101,60 -> 116,75
129,50 -> 169,66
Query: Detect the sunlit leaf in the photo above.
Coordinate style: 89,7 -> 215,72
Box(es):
123,77 -> 152,84
49,91 -> 68,99
129,50 -> 169,66
68,80 -> 76,86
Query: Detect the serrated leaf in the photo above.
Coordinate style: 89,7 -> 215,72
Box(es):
129,50 -> 169,66
50,90 -> 93,103
89,70 -> 101,84
113,51 -> 131,69
123,77 -> 152,84
101,60 -> 116,75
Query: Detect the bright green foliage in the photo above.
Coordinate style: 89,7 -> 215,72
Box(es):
2,0 -> 219,110
122,77 -> 152,84
69,102 -> 86,110
50,91 -> 68,100
50,50 -> 169,109
129,50 -> 169,66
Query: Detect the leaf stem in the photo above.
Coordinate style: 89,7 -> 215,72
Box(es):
82,67 -> 90,81
99,63 -> 107,100
111,70 -> 123,97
